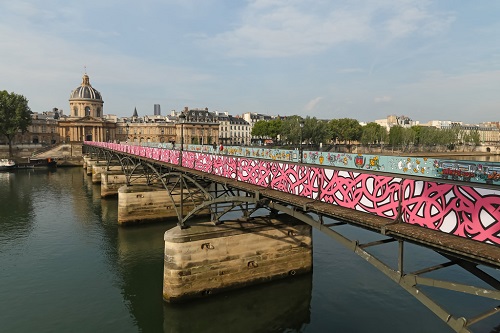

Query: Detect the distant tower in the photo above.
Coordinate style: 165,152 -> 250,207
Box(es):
154,104 -> 161,115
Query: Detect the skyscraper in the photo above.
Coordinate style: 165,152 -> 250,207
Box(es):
154,104 -> 161,115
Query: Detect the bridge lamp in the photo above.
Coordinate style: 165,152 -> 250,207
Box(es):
179,113 -> 186,165
126,124 -> 129,142
299,120 -> 304,163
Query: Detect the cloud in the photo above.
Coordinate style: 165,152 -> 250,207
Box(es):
374,96 -> 392,103
338,68 -> 364,73
304,97 -> 323,111
201,0 -> 454,58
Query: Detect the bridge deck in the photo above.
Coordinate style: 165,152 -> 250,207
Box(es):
182,165 -> 500,269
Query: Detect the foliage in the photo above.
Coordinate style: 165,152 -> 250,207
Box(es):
305,117 -> 331,146
329,118 -> 362,144
0,90 -> 32,157
251,120 -> 269,138
280,115 -> 302,144
360,122 -> 386,145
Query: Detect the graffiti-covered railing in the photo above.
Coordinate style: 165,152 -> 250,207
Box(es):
86,141 -> 500,246
126,142 -> 500,186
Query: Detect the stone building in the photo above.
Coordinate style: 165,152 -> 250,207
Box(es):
10,73 -> 220,147
57,73 -> 115,142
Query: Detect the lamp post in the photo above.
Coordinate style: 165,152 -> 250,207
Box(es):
179,113 -> 186,166
106,129 -> 109,143
178,112 -> 186,228
160,128 -> 164,143
126,124 -> 129,143
299,120 -> 304,163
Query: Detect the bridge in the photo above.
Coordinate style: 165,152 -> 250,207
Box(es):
83,142 -> 500,333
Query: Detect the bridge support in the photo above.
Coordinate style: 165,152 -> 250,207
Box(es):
101,171 -> 128,197
117,185 -> 210,225
163,216 -> 312,303
92,164 -> 122,184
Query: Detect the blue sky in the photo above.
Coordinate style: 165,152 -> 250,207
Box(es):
1,1 -> 499,124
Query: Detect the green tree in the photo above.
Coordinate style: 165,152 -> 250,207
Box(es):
267,119 -> 282,143
388,125 -> 404,149
0,90 -> 32,157
305,117 -> 331,147
251,120 -> 269,139
470,129 -> 481,147
329,118 -> 362,145
280,116 -> 303,145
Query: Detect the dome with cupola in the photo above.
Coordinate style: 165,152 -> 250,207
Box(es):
69,73 -> 104,118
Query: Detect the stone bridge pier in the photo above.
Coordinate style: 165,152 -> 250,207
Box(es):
163,216 -> 312,303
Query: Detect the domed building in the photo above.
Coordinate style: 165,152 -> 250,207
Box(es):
58,73 -> 115,142
69,74 -> 103,118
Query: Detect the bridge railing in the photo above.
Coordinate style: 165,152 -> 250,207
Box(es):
110,141 -> 500,186
85,141 -> 500,246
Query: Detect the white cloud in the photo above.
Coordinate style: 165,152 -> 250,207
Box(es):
202,0 -> 454,58
304,97 -> 323,111
374,96 -> 392,103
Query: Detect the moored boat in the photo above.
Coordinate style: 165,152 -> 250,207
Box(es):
0,159 -> 16,171
16,157 -> 57,169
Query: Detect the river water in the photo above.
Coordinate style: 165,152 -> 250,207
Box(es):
1,167 -> 499,333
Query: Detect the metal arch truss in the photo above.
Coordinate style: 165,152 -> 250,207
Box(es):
262,200 -> 500,333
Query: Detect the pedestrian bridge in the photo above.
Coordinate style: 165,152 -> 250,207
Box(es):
83,142 -> 500,333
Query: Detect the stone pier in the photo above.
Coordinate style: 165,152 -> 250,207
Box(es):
163,216 -> 312,303
101,171 -> 128,197
117,185 -> 210,225
92,164 -> 122,184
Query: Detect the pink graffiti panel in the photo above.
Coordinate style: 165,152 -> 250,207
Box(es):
238,158 -> 272,187
319,169 -> 401,219
213,156 -> 238,179
183,152 -> 196,168
269,163 -> 321,199
401,180 -> 500,244
193,153 -> 214,173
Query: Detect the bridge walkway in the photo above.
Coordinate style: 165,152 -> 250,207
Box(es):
176,163 -> 500,269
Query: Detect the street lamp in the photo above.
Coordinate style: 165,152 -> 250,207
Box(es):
179,112 -> 186,166
126,124 -> 129,143
178,112 -> 187,228
299,119 -> 304,163
106,129 -> 109,142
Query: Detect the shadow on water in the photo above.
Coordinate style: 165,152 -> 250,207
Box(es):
162,274 -> 312,333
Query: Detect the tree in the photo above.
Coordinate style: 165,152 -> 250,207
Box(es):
388,125 -> 404,150
279,116 -> 302,144
251,120 -> 269,139
329,118 -> 362,151
0,90 -> 32,157
306,117 -> 331,146
267,119 -> 282,143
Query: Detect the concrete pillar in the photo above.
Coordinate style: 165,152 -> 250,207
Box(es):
85,159 -> 98,175
101,171 -> 128,197
163,216 -> 312,303
100,170 -> 151,197
83,155 -> 90,169
92,164 -> 121,184
117,185 -> 210,225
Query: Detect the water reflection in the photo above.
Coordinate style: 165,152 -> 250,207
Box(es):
162,275 -> 312,333
0,171 -> 35,246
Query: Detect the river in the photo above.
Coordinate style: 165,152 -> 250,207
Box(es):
0,167 -> 498,333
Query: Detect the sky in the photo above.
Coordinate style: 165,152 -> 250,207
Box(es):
1,1 -> 500,124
